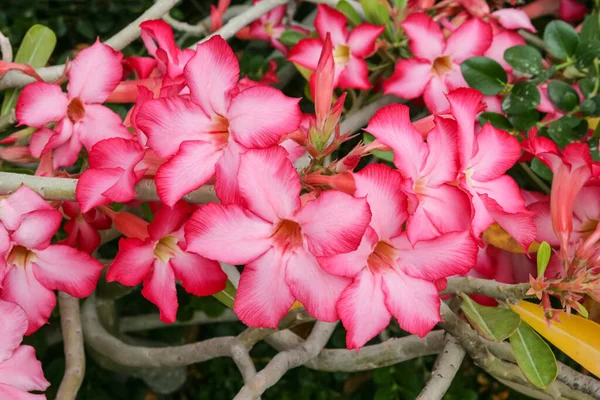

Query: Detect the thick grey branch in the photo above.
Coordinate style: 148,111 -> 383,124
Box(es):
443,277 -> 531,302
340,95 -> 403,134
558,364 -> 600,399
56,293 -> 86,400
416,335 -> 466,400
0,31 -> 12,62
164,5 -> 250,35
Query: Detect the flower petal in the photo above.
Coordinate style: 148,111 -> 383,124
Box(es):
214,140 -> 245,205
15,83 -> 67,127
170,252 -> 227,296
0,300 -> 28,362
420,116 -> 459,185
446,88 -> 483,168
141,260 -> 178,323
76,168 -> 129,213
348,23 -> 384,57
288,38 -> 323,71
148,201 -> 192,241
384,59 -> 432,100
315,5 -> 348,45
88,137 -> 144,170
337,56 -> 371,90
479,194 -> 536,251
444,18 -> 493,63
319,226 -> 378,278
469,123 -> 521,181
0,186 -> 53,231
77,104 -> 132,150
106,238 -> 154,286
423,75 -> 450,113
11,209 -> 62,250
0,346 -> 49,391
402,13 -> 445,61
492,9 -> 536,32
485,30 -> 526,71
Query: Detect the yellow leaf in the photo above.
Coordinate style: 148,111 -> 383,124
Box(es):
292,62 -> 314,82
510,300 -> 600,378
483,223 -> 540,254
289,300 -> 304,310
587,117 -> 600,131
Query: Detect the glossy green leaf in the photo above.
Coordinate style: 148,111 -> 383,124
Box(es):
543,20 -> 579,60
479,112 -> 512,131
461,57 -> 508,95
548,118 -> 573,148
581,12 -> 600,42
363,132 -> 394,162
279,30 -> 307,47
502,81 -> 540,114
508,109 -> 539,132
537,241 -> 551,277
531,157 -> 553,181
504,45 -> 543,75
360,0 -> 389,26
581,98 -> 598,116
336,0 -> 362,26
1,24 -> 57,116
212,279 -> 236,308
548,80 -> 580,112
460,294 -> 521,342
575,40 -> 600,68
509,323 -> 558,388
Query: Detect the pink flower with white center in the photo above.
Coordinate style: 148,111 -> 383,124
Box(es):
0,186 -> 104,334
16,41 -> 132,169
0,300 -> 49,398
106,201 -> 227,323
365,104 -> 471,243
136,35 -> 302,206
384,13 -> 492,113
288,5 -> 384,90
447,88 -> 536,250
61,201 -> 112,254
319,164 -> 478,349
185,147 -> 371,327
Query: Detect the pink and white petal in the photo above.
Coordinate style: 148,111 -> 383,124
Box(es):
401,13 -> 445,61
141,260 -> 178,323
337,56 -> 371,90
214,141 -> 245,205
185,35 -> 239,116
185,203 -> 273,264
354,164 -> 408,240
319,226 -> 378,278
423,75 -> 450,114
492,9 -> 536,32
63,218 -> 101,254
285,248 -> 350,321
228,85 -> 301,148
338,269 -> 391,350
0,266 -> 56,335
469,123 -> 522,181
0,186 -> 52,231
480,194 -> 536,251
15,83 -> 67,127
170,252 -> 227,296
446,88 -> 483,167
288,38 -> 323,71
52,134 -> 82,169
155,141 -> 221,207
148,201 -> 192,241
467,187 -> 495,238
381,270 -> 441,337
88,137 -> 144,170
383,59 -> 432,100
140,20 -> 180,65
106,238 -> 154,286
530,200 -> 559,246
314,5 -> 349,45
444,67 -> 469,91
444,18 -> 493,63
472,175 -> 528,214
29,128 -> 58,158
364,104 -> 428,181
0,346 -> 49,391
485,30 -> 526,70
67,41 -> 123,103
420,116 -> 459,185
347,23 -> 385,57
295,191 -> 371,257
394,231 -> 478,280
33,245 -> 103,298
0,383 -> 46,400
0,224 -> 8,255
234,248 -> 294,328
76,168 -> 124,213
0,300 -> 28,362
417,184 -> 472,235
11,209 -> 62,250
77,104 -> 132,151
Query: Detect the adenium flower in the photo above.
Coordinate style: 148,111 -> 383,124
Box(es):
384,13 -> 492,113
185,147 -> 371,327
61,201 -> 112,254
107,201 -> 227,323
320,164 -> 478,349
288,5 -> 384,90
0,299 -> 49,399
0,186 -> 103,334
16,41 -> 131,169
136,35 -> 301,206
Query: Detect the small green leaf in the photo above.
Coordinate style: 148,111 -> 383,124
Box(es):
548,118 -> 573,148
508,109 -> 539,132
479,112 -> 512,131
581,98 -> 598,116
336,0 -> 362,26
212,279 -> 236,308
360,0 -> 389,26
547,80 -> 580,112
460,294 -> 521,342
537,241 -> 551,277
461,57 -> 508,95
574,302 -> 589,318
581,12 -> 600,43
579,75 -> 596,98
364,132 -> 394,162
543,20 -> 579,60
510,323 -> 558,389
1,24 -> 57,116
531,157 -> 553,181
279,30 -> 307,47
502,81 -> 540,114
504,45 -> 543,75
575,40 -> 600,68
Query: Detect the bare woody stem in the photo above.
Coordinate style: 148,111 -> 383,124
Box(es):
443,277 -> 531,302
416,334 -> 466,400
56,292 -> 86,400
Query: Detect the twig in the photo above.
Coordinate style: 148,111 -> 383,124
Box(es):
416,335 -> 466,400
0,0 -> 181,90
519,30 -> 546,49
520,162 -> 551,194
442,277 -> 531,302
119,309 -> 238,332
0,31 -> 12,63
234,322 -> 338,400
56,292 -> 86,400
340,95 -> 404,134
164,5 -> 250,35
558,364 -> 600,399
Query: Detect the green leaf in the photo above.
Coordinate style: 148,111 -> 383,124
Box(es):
508,109 -> 539,132
575,40 -> 600,68
510,323 -> 558,388
581,12 -> 600,43
531,157 -> 553,181
212,279 -> 236,308
548,118 -> 573,148
461,57 -> 508,95
502,81 -> 540,114
579,75 -> 596,98
537,241 -> 551,277
336,0 -> 362,26
363,132 -> 394,162
543,20 -> 579,60
504,45 -> 543,75
360,0 -> 389,26
1,24 -> 57,116
460,294 -> 521,342
479,112 -> 512,131
547,80 -> 580,111
279,29 -> 307,47
581,98 -> 598,116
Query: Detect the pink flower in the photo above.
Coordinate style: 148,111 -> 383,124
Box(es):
185,147 -> 371,327
61,201 -> 112,254
288,5 -> 384,90
320,164 -> 478,349
447,89 -> 536,250
107,201 -> 227,323
384,13 -> 492,113
0,300 -> 49,398
136,35 -> 302,206
491,9 -> 537,32
0,187 -> 103,334
16,41 -> 131,169
365,104 -> 471,243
